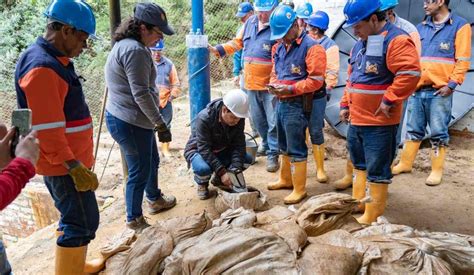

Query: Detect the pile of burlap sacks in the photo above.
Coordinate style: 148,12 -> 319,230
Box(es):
98,189 -> 474,275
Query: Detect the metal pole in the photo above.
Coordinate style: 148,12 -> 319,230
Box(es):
94,0 -> 128,184
188,0 -> 211,128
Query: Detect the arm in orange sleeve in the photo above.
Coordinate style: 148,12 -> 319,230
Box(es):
19,67 -> 76,165
215,26 -> 244,57
340,63 -> 352,110
270,43 -> 279,84
293,44 -> 326,95
384,35 -> 421,105
409,31 -> 422,56
169,64 -> 181,98
325,45 -> 340,89
448,23 -> 472,90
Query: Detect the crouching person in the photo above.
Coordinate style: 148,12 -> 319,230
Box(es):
184,90 -> 253,200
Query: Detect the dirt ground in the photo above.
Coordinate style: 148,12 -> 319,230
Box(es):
7,82 -> 474,274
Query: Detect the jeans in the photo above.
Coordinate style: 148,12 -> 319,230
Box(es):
308,96 -> 327,145
405,88 -> 453,147
191,150 -> 253,185
105,112 -> 162,222
246,90 -> 278,157
347,124 -> 398,183
159,101 -> 173,129
276,100 -> 309,162
395,99 -> 408,148
0,241 -> 11,275
44,175 -> 99,247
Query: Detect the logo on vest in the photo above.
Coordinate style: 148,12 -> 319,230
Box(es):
365,61 -> 379,74
291,64 -> 302,75
262,43 -> 271,52
439,42 -> 450,51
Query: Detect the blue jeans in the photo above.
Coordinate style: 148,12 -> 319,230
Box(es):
246,90 -> 278,157
159,102 -> 173,129
191,150 -> 253,185
308,96 -> 327,145
347,124 -> 398,183
44,175 -> 99,247
0,241 -> 11,275
395,99 -> 408,148
405,88 -> 453,147
276,100 -> 309,162
105,112 -> 162,222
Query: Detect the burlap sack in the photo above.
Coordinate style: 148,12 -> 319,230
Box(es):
155,211 -> 212,244
162,225 -> 298,275
298,243 -> 363,275
215,186 -> 269,214
212,207 -> 256,228
296,192 -> 358,236
257,220 -> 307,253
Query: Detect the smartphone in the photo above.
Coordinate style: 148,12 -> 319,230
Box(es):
10,109 -> 32,157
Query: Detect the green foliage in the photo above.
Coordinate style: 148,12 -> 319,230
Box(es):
0,0 -> 244,123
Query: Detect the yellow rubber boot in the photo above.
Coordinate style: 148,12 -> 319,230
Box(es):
392,140 -> 421,175
161,142 -> 172,158
356,183 -> 388,225
334,159 -> 354,190
312,144 -> 328,183
426,147 -> 446,186
352,169 -> 367,213
55,245 -> 87,275
268,155 -> 293,190
284,161 -> 307,204
55,232 -> 105,274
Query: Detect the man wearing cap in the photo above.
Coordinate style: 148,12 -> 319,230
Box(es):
267,5 -> 327,204
105,2 -> 176,232
233,2 -> 254,87
295,2 -> 313,32
14,0 -> 103,273
209,0 -> 280,173
305,10 -> 340,185
184,90 -> 253,200
392,0 -> 471,186
149,39 -> 181,159
340,0 -> 420,224
335,0 -> 423,191
233,2 -> 258,138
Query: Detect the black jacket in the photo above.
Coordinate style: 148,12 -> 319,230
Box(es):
184,99 -> 246,175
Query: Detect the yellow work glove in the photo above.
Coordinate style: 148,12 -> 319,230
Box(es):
68,163 -> 99,192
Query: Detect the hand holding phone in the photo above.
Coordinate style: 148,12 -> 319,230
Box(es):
10,109 -> 32,158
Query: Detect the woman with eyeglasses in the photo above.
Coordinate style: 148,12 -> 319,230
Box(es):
104,2 -> 177,232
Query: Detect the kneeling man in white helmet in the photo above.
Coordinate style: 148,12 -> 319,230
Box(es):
184,90 -> 253,200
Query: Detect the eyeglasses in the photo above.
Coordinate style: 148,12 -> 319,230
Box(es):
151,27 -> 163,36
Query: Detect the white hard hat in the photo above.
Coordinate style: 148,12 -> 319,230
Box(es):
223,89 -> 250,118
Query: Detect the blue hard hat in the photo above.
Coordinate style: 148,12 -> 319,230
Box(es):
149,39 -> 164,51
236,2 -> 254,17
44,0 -> 97,39
380,0 -> 399,11
270,5 -> 297,40
343,0 -> 382,28
255,0 -> 278,12
306,11 -> 329,31
295,2 -> 313,19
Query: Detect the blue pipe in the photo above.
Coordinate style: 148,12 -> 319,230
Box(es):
188,0 -> 210,128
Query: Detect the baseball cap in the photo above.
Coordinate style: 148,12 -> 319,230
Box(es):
236,2 -> 254,18
134,2 -> 175,35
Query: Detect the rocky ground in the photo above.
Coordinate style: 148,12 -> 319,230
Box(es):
7,81 -> 474,274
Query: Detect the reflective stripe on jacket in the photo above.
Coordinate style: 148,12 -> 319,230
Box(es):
340,22 -> 421,126
270,31 -> 326,98
216,15 -> 276,91
15,37 -> 94,176
417,13 -> 471,90
154,56 -> 181,108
